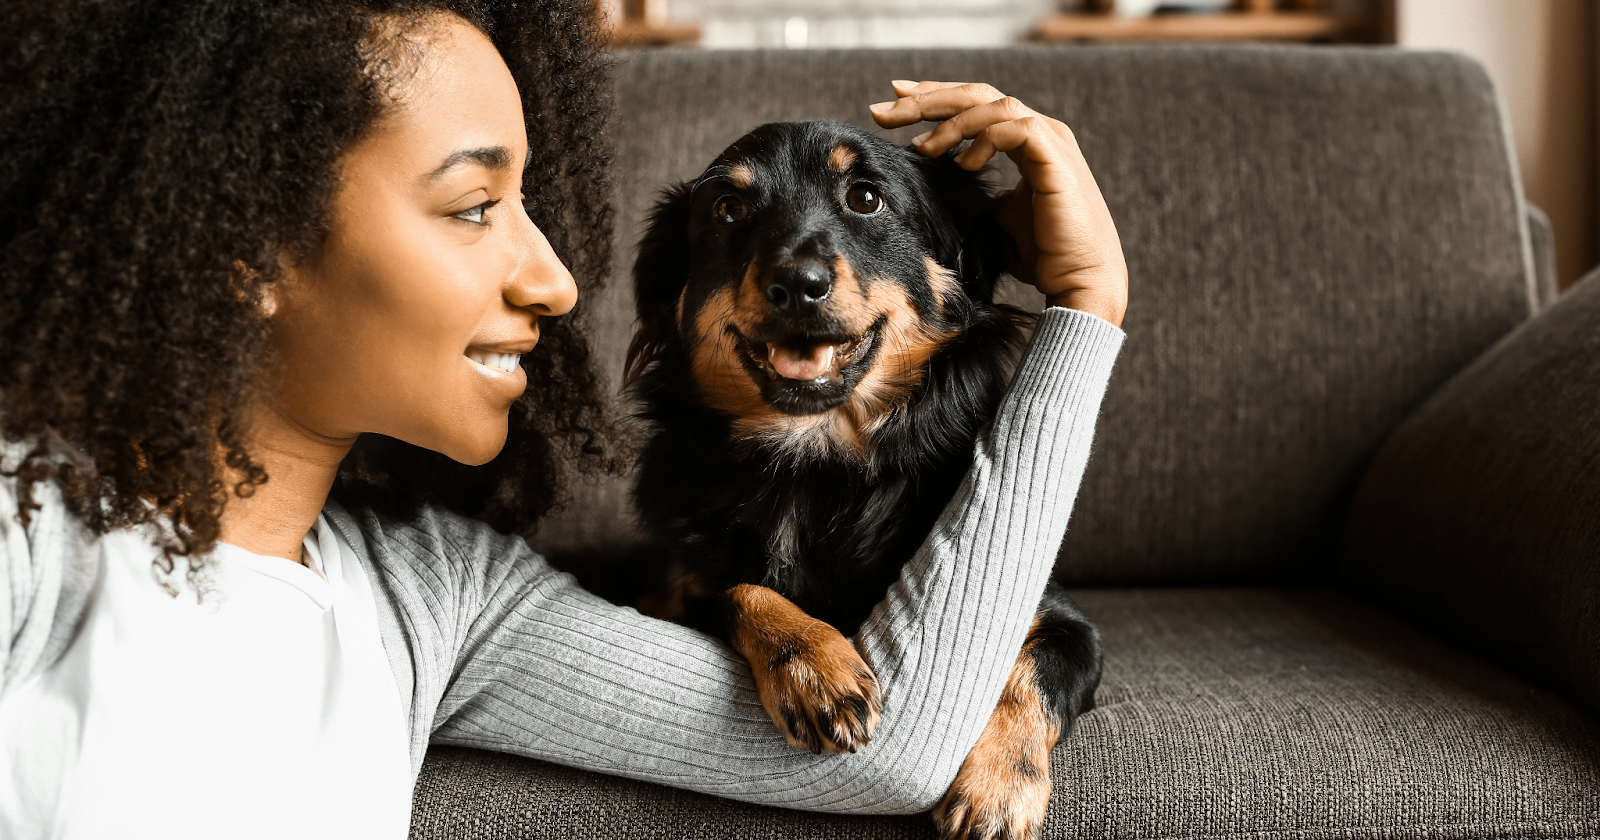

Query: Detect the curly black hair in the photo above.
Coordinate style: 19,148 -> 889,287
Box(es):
0,0 -> 618,581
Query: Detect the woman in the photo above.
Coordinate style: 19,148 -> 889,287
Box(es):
0,1 -> 1127,837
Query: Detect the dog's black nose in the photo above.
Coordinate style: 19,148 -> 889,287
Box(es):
766,261 -> 832,315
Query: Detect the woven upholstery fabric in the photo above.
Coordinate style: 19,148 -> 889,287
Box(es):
533,46 -> 1536,585
1527,205 -> 1558,309
410,589 -> 1600,840
1345,267 -> 1600,720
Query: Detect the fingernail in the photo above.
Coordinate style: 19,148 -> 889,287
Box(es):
891,79 -> 916,91
868,101 -> 894,115
912,131 -> 931,145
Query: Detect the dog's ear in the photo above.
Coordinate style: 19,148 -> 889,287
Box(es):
917,153 -> 1018,305
624,182 -> 695,388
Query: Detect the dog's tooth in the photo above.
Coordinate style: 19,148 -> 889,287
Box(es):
814,344 -> 836,380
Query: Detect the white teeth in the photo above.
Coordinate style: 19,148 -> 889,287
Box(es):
468,351 -> 521,373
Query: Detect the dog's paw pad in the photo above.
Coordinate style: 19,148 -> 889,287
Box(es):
932,742 -> 1052,840
754,629 -> 881,754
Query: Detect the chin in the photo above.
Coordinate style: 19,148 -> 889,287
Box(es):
434,421 -> 511,467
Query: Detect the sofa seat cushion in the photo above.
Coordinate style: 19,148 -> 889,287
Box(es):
410,589 -> 1600,839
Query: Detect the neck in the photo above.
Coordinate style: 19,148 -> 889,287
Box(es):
218,402 -> 357,564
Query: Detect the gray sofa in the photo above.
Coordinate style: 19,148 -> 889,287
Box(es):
409,46 -> 1600,838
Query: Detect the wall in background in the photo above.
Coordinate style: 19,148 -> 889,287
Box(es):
667,0 -> 1063,49
665,0 -> 1379,48
1397,0 -> 1596,288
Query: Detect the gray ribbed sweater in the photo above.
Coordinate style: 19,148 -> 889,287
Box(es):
2,306 -> 1122,816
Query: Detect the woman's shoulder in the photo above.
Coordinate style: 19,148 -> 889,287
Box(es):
2,440 -> 99,559
323,495 -> 551,596
1,440 -> 103,694
326,495 -> 531,556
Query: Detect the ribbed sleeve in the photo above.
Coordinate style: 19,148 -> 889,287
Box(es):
331,306 -> 1124,815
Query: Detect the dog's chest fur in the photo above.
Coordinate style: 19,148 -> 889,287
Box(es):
632,314 -> 1017,636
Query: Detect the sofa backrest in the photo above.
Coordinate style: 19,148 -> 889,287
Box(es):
533,46 -> 1537,586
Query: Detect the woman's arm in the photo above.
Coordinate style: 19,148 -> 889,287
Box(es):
334,304 -> 1121,814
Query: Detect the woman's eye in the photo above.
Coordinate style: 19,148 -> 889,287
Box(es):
712,195 -> 747,225
845,183 -> 884,215
453,199 -> 500,226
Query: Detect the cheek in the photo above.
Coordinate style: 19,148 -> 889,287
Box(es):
849,267 -> 956,416
273,221 -> 496,438
688,282 -> 771,419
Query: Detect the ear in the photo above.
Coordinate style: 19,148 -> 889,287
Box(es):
918,154 -> 1017,305
624,182 -> 696,387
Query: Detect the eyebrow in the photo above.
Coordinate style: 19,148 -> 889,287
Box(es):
423,145 -> 515,184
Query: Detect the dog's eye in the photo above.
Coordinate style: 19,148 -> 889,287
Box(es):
712,195 -> 748,224
845,183 -> 885,215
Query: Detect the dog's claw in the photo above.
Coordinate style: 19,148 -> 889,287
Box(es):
754,628 -> 881,754
933,755 -> 1052,840
729,584 -> 883,754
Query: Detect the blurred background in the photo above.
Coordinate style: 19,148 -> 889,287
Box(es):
599,0 -> 1597,290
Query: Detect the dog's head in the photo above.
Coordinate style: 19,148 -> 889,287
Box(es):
627,120 -> 1018,459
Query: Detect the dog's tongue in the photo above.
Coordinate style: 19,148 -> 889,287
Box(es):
769,343 -> 836,381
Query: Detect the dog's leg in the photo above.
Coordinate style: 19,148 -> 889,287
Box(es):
933,583 -> 1101,840
725,583 -> 883,754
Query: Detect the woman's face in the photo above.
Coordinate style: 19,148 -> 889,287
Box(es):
268,15 -> 576,465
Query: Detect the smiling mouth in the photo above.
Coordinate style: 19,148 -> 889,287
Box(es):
747,328 -> 874,385
466,351 -> 523,373
729,317 -> 886,414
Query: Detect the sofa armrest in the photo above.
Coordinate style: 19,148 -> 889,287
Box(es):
1343,266 -> 1600,717
1527,204 -> 1558,311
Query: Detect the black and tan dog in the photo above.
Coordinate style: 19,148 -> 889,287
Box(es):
588,120 -> 1102,839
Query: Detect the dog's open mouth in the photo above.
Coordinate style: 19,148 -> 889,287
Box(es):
730,317 -> 885,415
753,330 -> 872,383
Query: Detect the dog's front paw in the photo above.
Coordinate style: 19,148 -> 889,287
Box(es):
755,622 -> 882,754
728,585 -> 882,754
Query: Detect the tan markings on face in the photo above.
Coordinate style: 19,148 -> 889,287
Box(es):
689,277 -> 776,422
719,255 -> 959,463
823,254 -> 877,333
727,163 -> 755,189
827,145 -> 857,172
727,584 -> 882,754
839,263 -> 957,437
932,613 -> 1060,838
926,256 -> 962,311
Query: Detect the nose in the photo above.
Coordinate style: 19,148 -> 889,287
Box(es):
506,209 -> 578,317
765,259 -> 832,316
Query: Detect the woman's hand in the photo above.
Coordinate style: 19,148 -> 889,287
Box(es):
869,80 -> 1128,328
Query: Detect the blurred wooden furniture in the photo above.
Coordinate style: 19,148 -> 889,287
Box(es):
599,0 -> 700,48
1033,0 -> 1388,43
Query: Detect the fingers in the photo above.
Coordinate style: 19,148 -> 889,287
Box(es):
866,78 -> 1129,328
868,81 -> 1074,160
868,80 -> 1006,130
956,115 -> 1078,190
